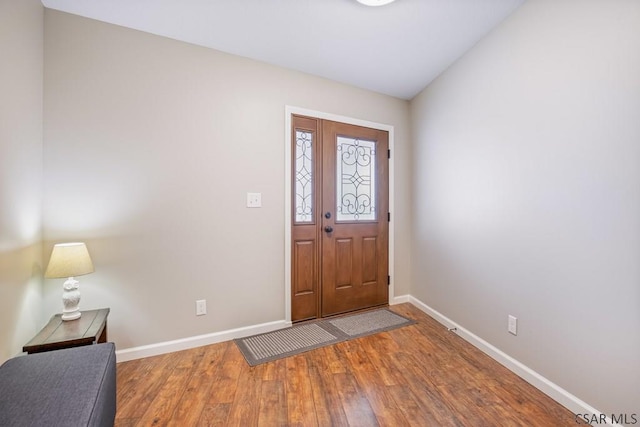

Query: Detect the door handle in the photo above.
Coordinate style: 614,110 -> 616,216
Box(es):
324,226 -> 334,233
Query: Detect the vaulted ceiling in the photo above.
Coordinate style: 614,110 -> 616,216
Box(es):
42,0 -> 524,100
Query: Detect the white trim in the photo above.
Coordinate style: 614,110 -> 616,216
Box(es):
115,320 -> 291,363
391,294 -> 410,305
408,296 -> 618,426
284,106 -> 396,322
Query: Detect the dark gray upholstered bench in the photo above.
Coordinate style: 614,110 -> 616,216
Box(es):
0,342 -> 116,427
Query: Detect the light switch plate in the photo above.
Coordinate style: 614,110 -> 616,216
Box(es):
508,315 -> 517,335
247,192 -> 262,208
196,300 -> 207,316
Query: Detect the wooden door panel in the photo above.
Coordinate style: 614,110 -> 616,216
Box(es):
291,229 -> 319,321
361,237 -> 378,285
293,240 -> 316,295
321,234 -> 388,315
335,238 -> 354,289
321,120 -> 389,317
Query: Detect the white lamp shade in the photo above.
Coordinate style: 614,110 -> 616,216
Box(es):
45,242 -> 94,278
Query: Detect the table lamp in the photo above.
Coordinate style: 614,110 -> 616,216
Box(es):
44,242 -> 94,321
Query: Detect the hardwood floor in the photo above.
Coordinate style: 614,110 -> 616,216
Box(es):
115,304 -> 576,426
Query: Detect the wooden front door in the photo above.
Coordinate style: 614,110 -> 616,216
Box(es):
291,115 -> 389,322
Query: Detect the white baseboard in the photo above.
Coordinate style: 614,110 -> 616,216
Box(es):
391,294 -> 410,305
408,296 -> 617,426
115,319 -> 291,363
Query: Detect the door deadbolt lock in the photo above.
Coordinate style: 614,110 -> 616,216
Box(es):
324,212 -> 331,219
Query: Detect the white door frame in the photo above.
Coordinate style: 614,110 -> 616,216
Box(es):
284,106 -> 395,322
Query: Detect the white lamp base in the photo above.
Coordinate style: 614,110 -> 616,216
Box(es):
62,311 -> 81,321
62,277 -> 82,321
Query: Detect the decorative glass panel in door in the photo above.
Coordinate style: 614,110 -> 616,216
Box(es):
336,136 -> 376,221
295,130 -> 313,223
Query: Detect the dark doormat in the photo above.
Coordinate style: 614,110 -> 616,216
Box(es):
234,308 -> 415,366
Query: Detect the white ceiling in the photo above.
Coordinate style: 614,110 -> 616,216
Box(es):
41,0 -> 524,100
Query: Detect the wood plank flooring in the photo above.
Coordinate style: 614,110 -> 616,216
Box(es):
115,304 -> 576,426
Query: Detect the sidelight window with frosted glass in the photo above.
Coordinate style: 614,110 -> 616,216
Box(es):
295,130 -> 314,222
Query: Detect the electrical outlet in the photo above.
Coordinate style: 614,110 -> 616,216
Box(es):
196,299 -> 207,316
508,315 -> 517,335
247,192 -> 262,208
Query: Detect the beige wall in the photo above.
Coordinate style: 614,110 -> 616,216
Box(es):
43,10 -> 411,349
411,0 -> 640,416
0,0 -> 44,363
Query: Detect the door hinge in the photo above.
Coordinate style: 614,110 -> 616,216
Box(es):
387,149 -> 391,159
388,275 -> 391,285
388,212 -> 391,222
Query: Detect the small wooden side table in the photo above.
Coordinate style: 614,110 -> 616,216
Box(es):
23,308 -> 110,354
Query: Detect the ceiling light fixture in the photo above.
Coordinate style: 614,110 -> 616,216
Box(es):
356,0 -> 396,6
